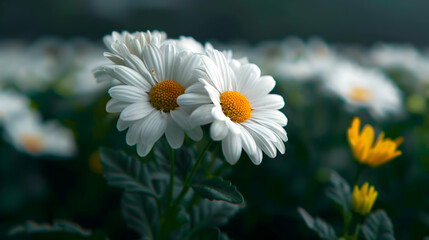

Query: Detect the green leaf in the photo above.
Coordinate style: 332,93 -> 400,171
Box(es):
99,147 -> 156,197
192,177 -> 244,204
192,199 -> 243,228
325,170 -> 351,216
361,210 -> 395,240
121,192 -> 159,240
8,220 -> 108,240
298,207 -> 337,240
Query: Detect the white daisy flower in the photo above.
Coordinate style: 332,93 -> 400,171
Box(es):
102,30 -> 167,65
3,111 -> 77,158
178,49 -> 288,165
94,30 -> 168,84
100,43 -> 203,156
323,62 -> 403,119
0,91 -> 29,121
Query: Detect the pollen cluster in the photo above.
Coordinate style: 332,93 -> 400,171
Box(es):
19,133 -> 45,154
349,87 -> 372,103
149,80 -> 185,112
219,91 -> 251,123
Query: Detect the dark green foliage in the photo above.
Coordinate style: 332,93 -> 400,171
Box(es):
192,177 -> 244,204
361,210 -> 395,240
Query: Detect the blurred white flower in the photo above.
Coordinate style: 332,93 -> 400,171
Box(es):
369,43 -> 421,71
0,41 -> 27,84
0,91 -> 29,120
323,62 -> 403,119
273,37 -> 342,81
55,39 -> 111,100
178,49 -> 287,165
3,111 -> 77,158
14,38 -> 72,92
100,43 -> 202,156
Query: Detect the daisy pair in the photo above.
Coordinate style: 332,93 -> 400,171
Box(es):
96,30 -> 288,165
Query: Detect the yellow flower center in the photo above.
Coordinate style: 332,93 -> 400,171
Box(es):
219,91 -> 251,123
18,133 -> 45,154
349,87 -> 372,103
149,80 -> 185,112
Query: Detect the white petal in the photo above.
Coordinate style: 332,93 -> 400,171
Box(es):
177,93 -> 211,107
117,118 -> 131,131
203,81 -> 221,105
236,63 -> 261,94
175,51 -> 202,87
237,125 -> 258,157
140,111 -> 167,145
210,120 -> 228,140
165,116 -> 184,149
225,121 -> 241,135
249,148 -> 263,165
123,54 -> 155,85
143,45 -> 164,83
256,118 -> 288,142
206,49 -> 236,91
126,120 -> 143,145
242,120 -> 277,142
244,124 -> 277,158
190,104 -> 213,126
162,44 -> 178,81
250,94 -> 285,110
185,82 -> 207,94
137,142 -> 154,157
94,66 -> 114,82
186,126 -> 203,141
103,65 -> 151,91
120,102 -> 154,121
103,52 -> 124,65
222,133 -> 242,165
112,42 -> 130,57
170,109 -> 193,130
108,85 -> 147,102
106,99 -> 129,113
251,109 -> 288,126
247,75 -> 276,99
211,107 -> 228,122
198,55 -> 225,92
272,134 -> 286,154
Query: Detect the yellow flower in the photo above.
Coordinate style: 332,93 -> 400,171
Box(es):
351,182 -> 378,215
347,117 -> 403,167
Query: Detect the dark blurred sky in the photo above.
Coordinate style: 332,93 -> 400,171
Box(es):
1,0 -> 429,45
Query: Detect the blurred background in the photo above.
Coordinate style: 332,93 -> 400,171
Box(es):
1,0 -> 429,239
2,0 -> 429,45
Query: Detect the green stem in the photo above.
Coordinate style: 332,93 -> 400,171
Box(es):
342,212 -> 352,238
206,144 -> 220,177
167,146 -> 175,206
353,164 -> 365,186
351,223 -> 361,240
172,139 -> 213,209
